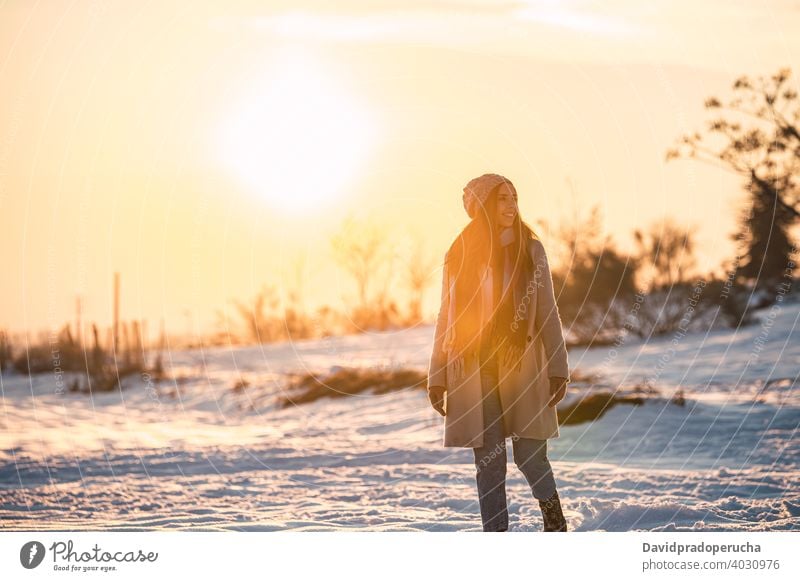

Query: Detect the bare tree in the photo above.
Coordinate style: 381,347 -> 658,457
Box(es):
331,216 -> 386,308
404,238 -> 436,325
633,217 -> 698,291
330,215 -> 396,329
667,67 -> 799,294
551,205 -> 639,344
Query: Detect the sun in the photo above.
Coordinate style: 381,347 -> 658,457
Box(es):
218,53 -> 377,214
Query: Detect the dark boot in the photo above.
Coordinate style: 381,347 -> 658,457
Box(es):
539,490 -> 568,532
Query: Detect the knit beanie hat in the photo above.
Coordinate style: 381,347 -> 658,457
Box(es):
462,173 -> 517,219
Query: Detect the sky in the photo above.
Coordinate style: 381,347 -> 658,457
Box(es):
2,0 -> 800,337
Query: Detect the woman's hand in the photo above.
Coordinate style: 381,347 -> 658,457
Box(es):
428,385 -> 446,416
548,377 -> 568,407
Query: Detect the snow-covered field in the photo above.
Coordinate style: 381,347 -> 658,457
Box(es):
1,302 -> 798,531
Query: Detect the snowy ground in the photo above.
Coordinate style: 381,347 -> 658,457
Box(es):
1,301 -> 798,531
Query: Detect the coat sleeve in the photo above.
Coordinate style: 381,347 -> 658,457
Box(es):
532,240 -> 570,381
427,257 -> 450,391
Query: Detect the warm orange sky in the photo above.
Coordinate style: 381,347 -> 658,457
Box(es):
2,0 -> 800,337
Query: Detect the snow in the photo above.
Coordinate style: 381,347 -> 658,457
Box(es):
1,302 -> 798,531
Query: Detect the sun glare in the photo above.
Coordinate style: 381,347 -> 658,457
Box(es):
219,53 -> 377,214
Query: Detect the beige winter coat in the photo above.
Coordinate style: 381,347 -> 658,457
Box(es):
427,237 -> 570,448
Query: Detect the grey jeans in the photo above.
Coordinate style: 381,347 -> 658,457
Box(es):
472,340 -> 558,531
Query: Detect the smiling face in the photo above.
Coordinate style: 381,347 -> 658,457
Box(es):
494,182 -> 519,229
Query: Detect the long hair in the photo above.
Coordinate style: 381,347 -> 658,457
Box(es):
444,182 -> 539,363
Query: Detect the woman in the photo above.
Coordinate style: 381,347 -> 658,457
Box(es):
427,173 -> 570,532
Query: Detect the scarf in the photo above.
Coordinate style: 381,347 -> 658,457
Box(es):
444,227 -> 532,381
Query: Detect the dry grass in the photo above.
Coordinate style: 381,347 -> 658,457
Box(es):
556,391 -> 645,425
278,366 -> 426,408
